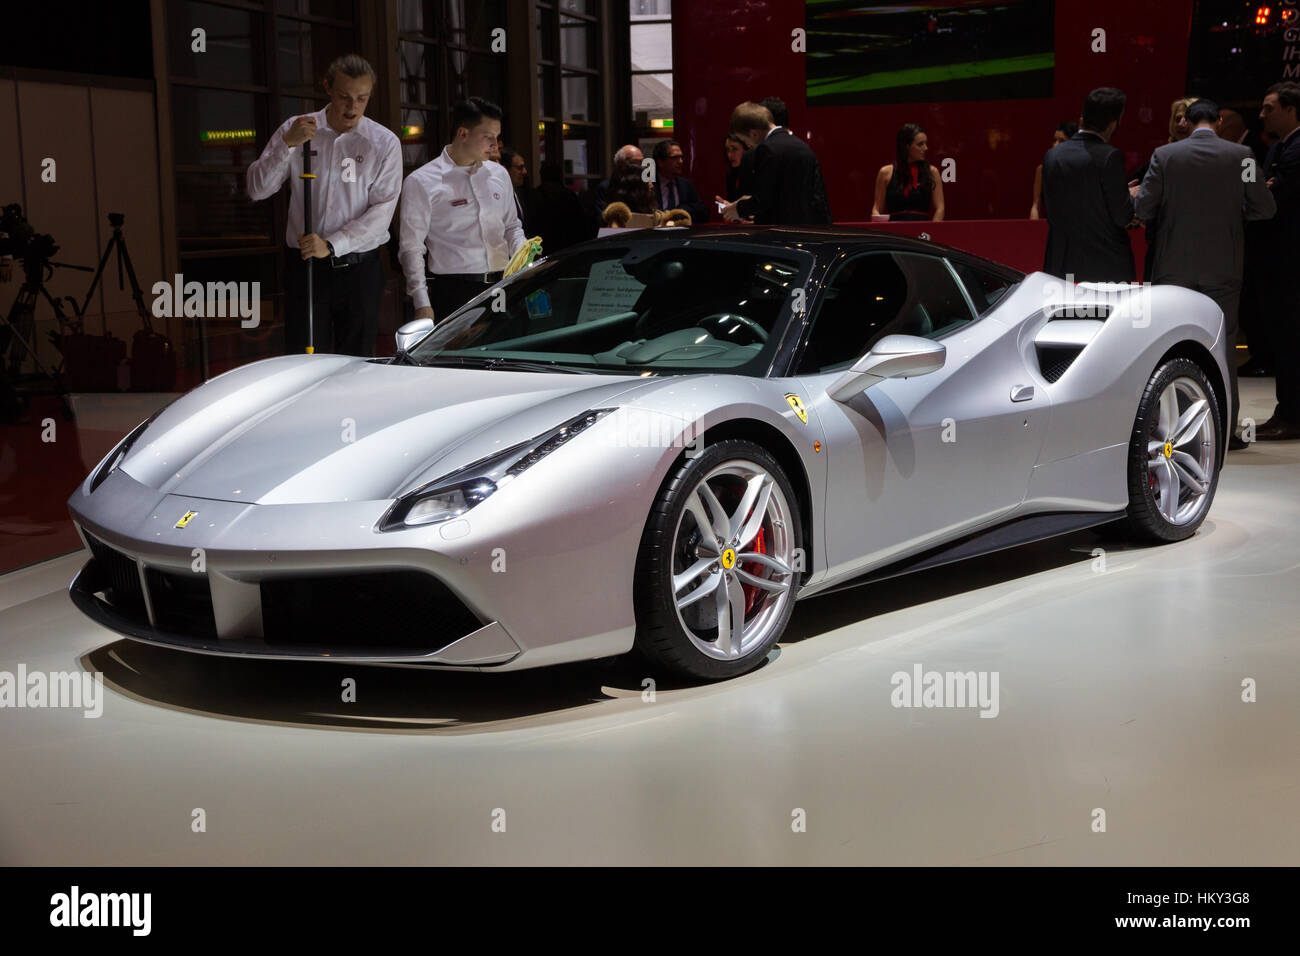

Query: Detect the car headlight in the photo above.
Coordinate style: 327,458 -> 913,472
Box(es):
378,408 -> 613,531
87,404 -> 170,493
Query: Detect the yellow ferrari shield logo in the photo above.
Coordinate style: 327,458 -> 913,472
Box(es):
785,393 -> 808,424
175,510 -> 197,529
1163,441 -> 1173,459
720,548 -> 737,570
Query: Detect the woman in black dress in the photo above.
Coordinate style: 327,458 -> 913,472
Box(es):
1029,120 -> 1078,219
872,123 -> 945,221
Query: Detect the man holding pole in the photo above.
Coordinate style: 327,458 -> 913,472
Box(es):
247,54 -> 401,355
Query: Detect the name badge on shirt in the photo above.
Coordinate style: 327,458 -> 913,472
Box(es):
451,198 -> 469,207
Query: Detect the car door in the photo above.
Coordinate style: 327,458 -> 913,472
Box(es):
788,250 -> 1050,583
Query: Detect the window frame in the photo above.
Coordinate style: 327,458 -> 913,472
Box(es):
793,248 -> 998,376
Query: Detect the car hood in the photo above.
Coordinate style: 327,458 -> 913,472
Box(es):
120,355 -> 650,505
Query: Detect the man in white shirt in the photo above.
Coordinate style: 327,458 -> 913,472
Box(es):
400,98 -> 525,321
246,53 -> 401,356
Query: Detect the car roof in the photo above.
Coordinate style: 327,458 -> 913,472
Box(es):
579,225 -> 1023,277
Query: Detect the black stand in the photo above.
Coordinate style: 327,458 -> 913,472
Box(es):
79,212 -> 153,332
301,144 -> 316,354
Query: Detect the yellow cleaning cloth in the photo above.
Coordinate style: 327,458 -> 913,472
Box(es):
504,237 -> 544,277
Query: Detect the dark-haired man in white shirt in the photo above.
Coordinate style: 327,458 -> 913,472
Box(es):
399,97 -> 525,321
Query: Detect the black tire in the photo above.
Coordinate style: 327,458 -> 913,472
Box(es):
1119,358 -> 1222,543
633,439 -> 802,681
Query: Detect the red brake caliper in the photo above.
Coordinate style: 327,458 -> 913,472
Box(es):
740,526 -> 767,616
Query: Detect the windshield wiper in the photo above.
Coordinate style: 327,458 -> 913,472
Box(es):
485,359 -> 595,374
418,355 -> 593,374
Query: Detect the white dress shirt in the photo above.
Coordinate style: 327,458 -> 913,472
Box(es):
246,108 -> 401,258
398,147 -> 525,311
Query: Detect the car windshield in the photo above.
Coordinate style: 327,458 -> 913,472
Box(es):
407,242 -> 812,376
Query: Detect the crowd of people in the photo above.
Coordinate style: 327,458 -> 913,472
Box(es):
244,55 -> 1300,447
1039,83 -> 1300,445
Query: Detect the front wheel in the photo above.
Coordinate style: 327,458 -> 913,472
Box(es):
633,439 -> 802,681
1120,358 -> 1221,542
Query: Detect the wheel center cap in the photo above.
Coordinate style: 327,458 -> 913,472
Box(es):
1163,441 -> 1173,459
720,548 -> 737,570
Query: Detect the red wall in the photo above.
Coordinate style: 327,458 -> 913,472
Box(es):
672,0 -> 1195,221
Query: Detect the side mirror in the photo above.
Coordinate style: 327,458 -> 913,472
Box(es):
828,334 -> 946,404
395,317 -> 435,355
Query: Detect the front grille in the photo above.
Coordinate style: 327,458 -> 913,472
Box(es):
260,570 -> 482,650
145,568 -> 217,639
83,532 -> 145,615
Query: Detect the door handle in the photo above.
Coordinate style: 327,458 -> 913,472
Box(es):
1010,384 -> 1034,403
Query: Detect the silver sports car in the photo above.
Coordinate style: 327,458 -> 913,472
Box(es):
68,228 -> 1228,680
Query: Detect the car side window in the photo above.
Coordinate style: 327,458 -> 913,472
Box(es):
798,251 -> 976,374
951,260 -> 1017,315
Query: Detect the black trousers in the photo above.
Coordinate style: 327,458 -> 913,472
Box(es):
1263,282 -> 1300,424
284,248 -> 383,356
430,275 -> 494,321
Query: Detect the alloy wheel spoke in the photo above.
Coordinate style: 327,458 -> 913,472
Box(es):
728,473 -> 768,541
676,570 -> 721,611
1170,399 -> 1210,448
1170,451 -> 1208,495
735,568 -> 790,593
737,551 -> 791,575
1157,458 -> 1179,519
713,571 -> 732,651
1147,440 -> 1167,458
1157,387 -> 1179,440
721,573 -> 747,657
694,483 -> 730,542
673,557 -> 715,595
734,479 -> 774,550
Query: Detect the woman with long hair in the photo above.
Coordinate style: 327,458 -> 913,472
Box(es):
871,123 -> 944,221
604,159 -> 657,214
1030,120 -> 1079,219
724,133 -> 750,202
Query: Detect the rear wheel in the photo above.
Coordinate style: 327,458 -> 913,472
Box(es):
1120,358 -> 1221,542
634,440 -> 802,681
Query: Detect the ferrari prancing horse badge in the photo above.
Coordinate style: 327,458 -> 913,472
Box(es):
785,393 -> 808,424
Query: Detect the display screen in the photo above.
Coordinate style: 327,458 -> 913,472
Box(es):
806,0 -> 1056,106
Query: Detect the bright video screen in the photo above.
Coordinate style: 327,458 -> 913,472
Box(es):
806,1 -> 1056,106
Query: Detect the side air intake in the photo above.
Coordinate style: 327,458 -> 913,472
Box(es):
1034,319 -> 1104,383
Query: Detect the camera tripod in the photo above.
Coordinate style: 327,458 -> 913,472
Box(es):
0,212 -> 150,421
1,252 -> 89,382
78,212 -> 152,331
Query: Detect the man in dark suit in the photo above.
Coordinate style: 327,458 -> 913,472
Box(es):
735,96 -> 788,203
652,139 -> 710,224
1042,87 -> 1135,282
1255,82 -> 1300,440
717,102 -> 831,225
1135,98 -> 1276,446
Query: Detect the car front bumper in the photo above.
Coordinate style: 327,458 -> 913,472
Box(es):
66,462 -> 644,670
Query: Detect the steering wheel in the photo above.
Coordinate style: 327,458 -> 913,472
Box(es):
697,312 -> 768,345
